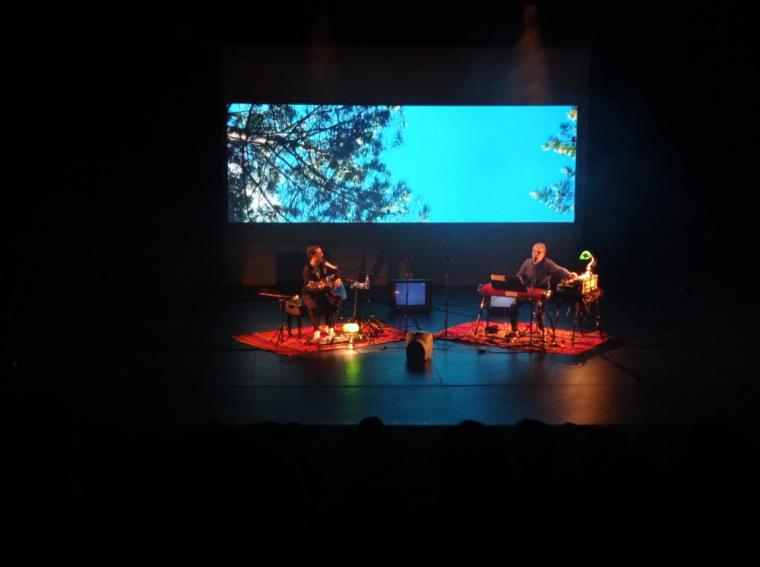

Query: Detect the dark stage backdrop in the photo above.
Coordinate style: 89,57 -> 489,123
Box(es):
7,5 -> 745,319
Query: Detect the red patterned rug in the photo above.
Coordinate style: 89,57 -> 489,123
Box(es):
233,321 -> 407,356
435,321 -> 609,355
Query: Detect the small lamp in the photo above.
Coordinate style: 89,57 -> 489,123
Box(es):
579,250 -> 596,274
342,322 -> 360,349
577,250 -> 599,293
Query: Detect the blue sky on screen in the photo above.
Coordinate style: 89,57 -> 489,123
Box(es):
379,106 -> 575,222
228,104 -> 576,223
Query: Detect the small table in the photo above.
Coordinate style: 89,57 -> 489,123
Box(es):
285,298 -> 307,338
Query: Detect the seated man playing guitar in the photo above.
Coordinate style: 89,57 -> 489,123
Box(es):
302,245 -> 346,342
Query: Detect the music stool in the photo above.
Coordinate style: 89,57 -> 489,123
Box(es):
285,299 -> 307,338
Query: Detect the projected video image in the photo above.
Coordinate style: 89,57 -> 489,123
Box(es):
227,104 -> 577,223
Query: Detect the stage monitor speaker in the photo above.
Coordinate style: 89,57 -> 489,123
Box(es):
406,331 -> 434,362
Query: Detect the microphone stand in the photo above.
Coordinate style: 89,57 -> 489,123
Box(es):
363,273 -> 377,336
403,258 -> 411,333
356,271 -> 381,338
441,257 -> 450,337
350,268 -> 360,323
330,264 -> 383,337
365,273 -> 372,321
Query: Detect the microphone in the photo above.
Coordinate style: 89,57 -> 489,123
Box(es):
324,261 -> 338,270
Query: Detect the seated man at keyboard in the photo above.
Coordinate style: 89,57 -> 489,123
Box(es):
508,242 -> 577,335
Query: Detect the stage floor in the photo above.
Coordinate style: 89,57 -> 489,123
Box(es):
7,287 -> 755,430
